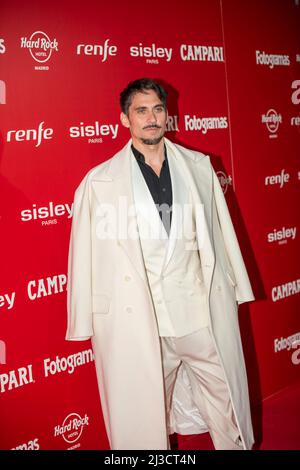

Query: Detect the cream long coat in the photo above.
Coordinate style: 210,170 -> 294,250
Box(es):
66,138 -> 255,450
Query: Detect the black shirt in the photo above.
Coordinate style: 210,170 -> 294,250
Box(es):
132,144 -> 173,235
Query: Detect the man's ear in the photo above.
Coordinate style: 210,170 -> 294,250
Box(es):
120,112 -> 130,128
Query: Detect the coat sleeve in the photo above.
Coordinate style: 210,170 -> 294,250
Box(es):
66,174 -> 94,340
212,168 -> 255,304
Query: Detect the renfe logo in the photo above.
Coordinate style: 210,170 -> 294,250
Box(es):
6,121 -> 53,147
77,39 -> 117,62
265,169 -> 290,188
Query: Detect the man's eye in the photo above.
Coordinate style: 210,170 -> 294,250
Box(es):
137,109 -> 146,114
155,107 -> 164,112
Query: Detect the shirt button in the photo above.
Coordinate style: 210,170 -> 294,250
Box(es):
126,306 -> 133,313
124,275 -> 131,282
157,300 -> 163,304
216,286 -> 222,291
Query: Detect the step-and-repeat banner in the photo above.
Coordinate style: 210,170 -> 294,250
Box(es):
0,0 -> 299,450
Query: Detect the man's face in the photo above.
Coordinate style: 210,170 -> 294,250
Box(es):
121,89 -> 168,145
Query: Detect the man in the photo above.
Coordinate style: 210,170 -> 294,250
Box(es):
66,78 -> 255,450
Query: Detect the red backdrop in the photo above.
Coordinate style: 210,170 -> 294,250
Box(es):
0,0 -> 299,450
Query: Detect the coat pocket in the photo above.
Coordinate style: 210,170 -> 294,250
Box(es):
92,294 -> 111,314
225,270 -> 237,287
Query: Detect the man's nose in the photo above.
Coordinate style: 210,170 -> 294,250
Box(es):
147,109 -> 157,122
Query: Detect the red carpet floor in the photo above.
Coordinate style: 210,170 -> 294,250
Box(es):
175,380 -> 300,450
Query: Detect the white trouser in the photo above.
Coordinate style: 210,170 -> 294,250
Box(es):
160,326 -> 242,450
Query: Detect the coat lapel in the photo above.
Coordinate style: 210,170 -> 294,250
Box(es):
92,140 -> 149,285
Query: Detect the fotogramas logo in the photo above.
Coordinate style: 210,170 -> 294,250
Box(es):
54,412 -> 89,449
216,171 -> 232,194
20,31 -> 58,70
261,109 -> 282,138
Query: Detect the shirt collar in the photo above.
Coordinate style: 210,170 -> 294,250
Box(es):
131,144 -> 167,164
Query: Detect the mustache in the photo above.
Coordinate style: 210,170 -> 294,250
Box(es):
143,124 -> 162,130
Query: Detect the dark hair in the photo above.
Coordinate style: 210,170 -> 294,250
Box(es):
120,78 -> 168,115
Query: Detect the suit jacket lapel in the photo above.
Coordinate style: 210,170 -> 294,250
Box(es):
163,145 -> 189,269
164,138 -> 215,290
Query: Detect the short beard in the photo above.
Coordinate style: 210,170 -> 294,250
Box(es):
141,135 -> 164,145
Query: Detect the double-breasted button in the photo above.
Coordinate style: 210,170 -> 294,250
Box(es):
125,306 -> 133,313
157,300 -> 162,305
216,285 -> 222,291
124,275 -> 131,282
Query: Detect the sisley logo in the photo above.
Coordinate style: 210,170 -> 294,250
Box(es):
130,42 -> 173,63
291,80 -> 300,105
180,44 -> 224,62
6,121 -> 53,147
21,31 -> 58,65
21,201 -> 73,223
272,279 -> 300,302
69,121 -> 119,143
267,226 -> 297,244
265,169 -> 290,188
0,80 -> 6,104
256,50 -> 290,68
261,109 -> 282,138
0,364 -> 34,393
0,290 -> 16,311
0,38 -> 6,54
77,39 -> 117,62
216,171 -> 232,194
184,114 -> 228,134
54,412 -> 89,446
27,273 -> 67,300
